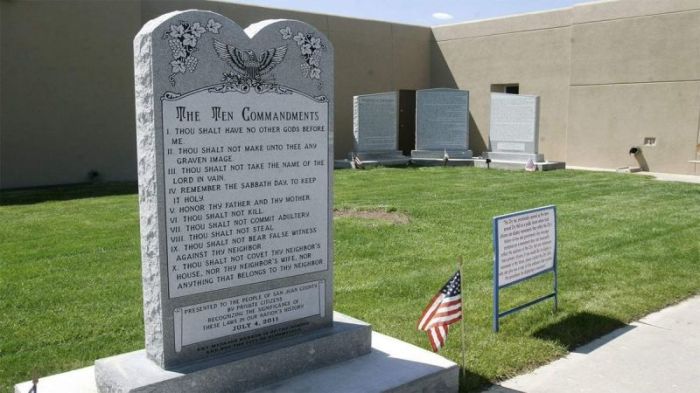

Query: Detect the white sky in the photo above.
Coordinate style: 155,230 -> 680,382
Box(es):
223,0 -> 584,26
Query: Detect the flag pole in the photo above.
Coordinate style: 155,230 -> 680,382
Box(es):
458,255 -> 466,381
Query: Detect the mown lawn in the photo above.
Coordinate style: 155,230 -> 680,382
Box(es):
1,168 -> 699,392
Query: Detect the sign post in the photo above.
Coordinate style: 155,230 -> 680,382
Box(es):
493,205 -> 557,332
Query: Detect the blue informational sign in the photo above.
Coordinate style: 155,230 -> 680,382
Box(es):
493,205 -> 557,332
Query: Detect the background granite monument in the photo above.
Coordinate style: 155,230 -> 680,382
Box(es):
411,88 -> 472,162
478,92 -> 565,170
485,93 -> 544,162
351,92 -> 409,166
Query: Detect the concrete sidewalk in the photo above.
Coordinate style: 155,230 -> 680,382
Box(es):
567,166 -> 700,184
485,295 -> 700,393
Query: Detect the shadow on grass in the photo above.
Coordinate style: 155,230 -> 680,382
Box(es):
460,366 -> 494,392
532,312 -> 630,354
0,182 -> 137,206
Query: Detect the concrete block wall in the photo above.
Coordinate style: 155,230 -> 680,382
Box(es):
0,0 -> 431,189
1,0 -> 699,189
431,8 -> 573,161
566,0 -> 700,174
431,0 -> 700,174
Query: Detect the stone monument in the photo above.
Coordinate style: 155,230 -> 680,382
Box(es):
411,88 -> 472,162
79,9 -> 459,393
93,9 -> 375,392
351,92 -> 408,166
485,93 -> 544,162
479,93 -> 566,170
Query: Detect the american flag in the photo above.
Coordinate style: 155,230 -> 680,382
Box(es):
417,271 -> 462,352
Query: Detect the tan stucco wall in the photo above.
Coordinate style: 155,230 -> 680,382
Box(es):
567,2 -> 700,174
0,0 -> 431,189
432,0 -> 700,174
2,0 -> 699,189
431,9 -> 573,159
1,0 -> 143,189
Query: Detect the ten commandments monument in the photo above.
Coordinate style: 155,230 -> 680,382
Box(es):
10,9 -> 458,393
94,10 -> 376,392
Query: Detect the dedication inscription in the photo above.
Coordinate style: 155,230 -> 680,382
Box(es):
133,10 -> 334,368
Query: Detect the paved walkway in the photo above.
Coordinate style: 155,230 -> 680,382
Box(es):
485,295 -> 700,393
567,166 -> 700,184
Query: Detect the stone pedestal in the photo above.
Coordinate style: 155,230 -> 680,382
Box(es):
473,158 -> 566,171
411,149 -> 473,166
15,322 -> 459,393
411,149 -> 473,160
484,151 -> 543,162
95,313 -> 371,393
349,152 -> 410,167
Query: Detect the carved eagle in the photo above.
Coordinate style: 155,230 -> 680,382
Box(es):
213,40 -> 287,81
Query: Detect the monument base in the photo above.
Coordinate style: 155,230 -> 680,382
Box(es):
473,158 -> 566,171
410,150 -> 474,166
349,151 -> 410,167
484,151 -> 544,162
334,159 -> 353,169
410,158 -> 475,167
15,318 -> 458,393
411,149 -> 473,160
94,313 -> 371,393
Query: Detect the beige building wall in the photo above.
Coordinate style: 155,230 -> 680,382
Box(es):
2,0 -> 699,189
431,9 -> 573,160
432,0 -> 700,174
0,0 -> 431,189
0,1 -> 143,189
567,1 -> 700,174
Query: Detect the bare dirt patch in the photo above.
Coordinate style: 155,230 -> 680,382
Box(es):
333,208 -> 410,225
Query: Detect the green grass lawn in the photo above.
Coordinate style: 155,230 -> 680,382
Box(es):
1,168 -> 699,392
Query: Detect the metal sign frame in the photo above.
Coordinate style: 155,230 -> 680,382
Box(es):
493,205 -> 558,332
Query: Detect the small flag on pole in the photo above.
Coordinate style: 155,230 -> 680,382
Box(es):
418,271 -> 462,352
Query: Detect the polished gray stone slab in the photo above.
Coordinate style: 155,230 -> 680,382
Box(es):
16,319 -> 458,393
484,151 -> 544,162
349,152 -> 410,166
249,331 -> 458,393
488,93 -> 540,155
352,92 -> 408,164
334,159 -> 353,169
134,10 -> 335,369
353,92 -> 399,152
410,158 -> 475,167
94,313 -> 371,393
411,149 -> 473,159
414,88 -> 470,156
